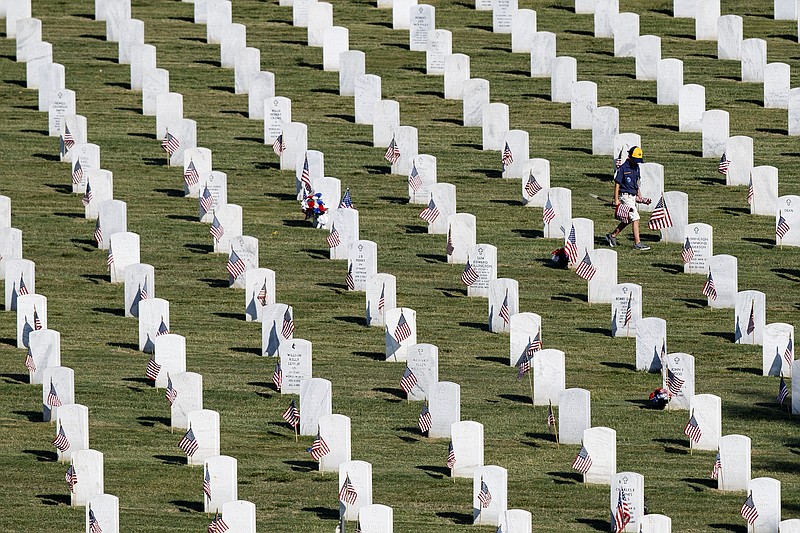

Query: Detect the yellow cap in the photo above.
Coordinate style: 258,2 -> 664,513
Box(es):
629,146 -> 643,160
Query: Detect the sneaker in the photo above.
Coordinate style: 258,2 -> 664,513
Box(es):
605,233 -> 617,247
634,242 -> 651,251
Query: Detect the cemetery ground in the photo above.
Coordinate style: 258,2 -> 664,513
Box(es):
1,0 -> 799,531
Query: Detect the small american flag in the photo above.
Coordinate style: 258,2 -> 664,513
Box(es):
140,277 -> 149,301
613,491 -> 631,533
499,290 -> 510,324
711,452 -> 721,480
63,124 -> 75,151
528,332 -> 542,354
72,160 -> 83,186
446,441 -> 456,469
615,203 -> 631,224
326,224 -> 341,248
783,337 -> 794,368
179,427 -> 199,456
542,197 -> 555,225
684,412 -> 702,443
746,301 -> 755,336
681,237 -> 694,264
210,215 -> 224,242
501,142 -> 513,169
623,293 -> 633,326
339,188 -> 353,209
146,354 -> 161,380
162,130 -> 180,156
165,376 -> 177,405
740,493 -> 759,526
203,468 -> 212,501
47,380 -> 62,407
33,307 -> 43,330
419,197 -> 440,223
666,368 -> 684,396
338,474 -> 358,505
525,172 -> 542,198
65,464 -> 77,492
378,283 -> 386,313
300,154 -> 312,194
282,399 -> 300,427
384,136 -> 400,164
273,134 -> 286,156
418,403 -> 432,433
281,308 -> 294,338
106,244 -> 114,271
718,152 -> 729,175
702,271 -> 717,300
777,376 -> 789,405
184,160 -> 200,187
308,432 -> 330,460
747,176 -> 754,205
345,263 -> 355,291
199,186 -> 214,215
82,182 -> 93,207
208,512 -> 229,533
478,479 -> 492,508
18,275 -> 29,296
257,281 -> 268,306
408,163 -> 422,191
24,347 -> 36,373
516,353 -> 531,380
272,361 -> 282,391
400,366 -> 418,394
52,424 -> 70,452
575,251 -> 596,281
156,317 -> 170,337
547,402 -> 556,429
93,219 -> 102,246
445,228 -> 455,256
461,259 -> 479,286
776,212 -> 790,240
394,312 -> 412,342
648,197 -> 673,230
564,225 -> 578,265
571,445 -> 593,474
227,250 -> 247,280
88,507 -> 103,533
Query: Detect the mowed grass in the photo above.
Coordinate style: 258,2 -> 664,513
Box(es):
0,0 -> 799,531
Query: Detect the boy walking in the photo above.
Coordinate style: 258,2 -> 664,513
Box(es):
606,146 -> 650,251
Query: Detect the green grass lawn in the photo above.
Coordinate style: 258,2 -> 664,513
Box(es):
0,0 -> 798,531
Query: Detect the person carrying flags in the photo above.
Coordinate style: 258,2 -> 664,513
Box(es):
605,146 -> 651,251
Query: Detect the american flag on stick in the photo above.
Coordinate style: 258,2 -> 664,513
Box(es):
145,354 -> 161,380
308,433 -> 330,460
273,134 -> 285,156
326,224 -> 341,248
446,442 -> 456,469
199,186 -> 214,215
82,182 -> 93,207
702,270 -> 717,300
300,154 -> 313,195
338,474 -> 358,505
184,160 -> 200,187
93,219 -> 102,246
418,403 -> 432,433
478,479 -> 492,508
384,136 -> 400,164
161,130 -> 180,157
564,225 -> 578,265
499,290 -> 510,325
52,424 -> 70,452
571,445 -> 593,474
210,215 -> 224,242
47,380 -> 62,407
281,308 -> 295,338
400,366 -> 417,394
648,196 -> 673,230
740,493 -> 759,526
282,399 -> 300,427
501,143 -> 513,169
18,275 -> 29,296
408,163 -> 422,192
718,152 -> 729,175
394,312 -> 412,342
419,197 -> 440,223
89,507 -> 103,533
710,452 -> 721,480
575,251 -> 596,281
666,368 -> 684,397
179,426 -> 199,456
684,411 -> 702,444
24,347 -> 36,373
525,172 -> 542,198
461,259 -> 479,286
165,376 -> 177,405
776,212 -> 790,240
72,160 -> 83,186
227,250 -> 246,280
747,176 -> 754,205
681,237 -> 694,264
65,464 -> 78,492
272,362 -> 282,391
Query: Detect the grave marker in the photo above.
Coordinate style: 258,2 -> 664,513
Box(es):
212,204 -> 243,254
428,381 -> 460,438
492,0 -> 517,33
717,15 -> 743,60
107,232 -> 140,284
392,0 -> 418,29
0,195 -> 9,228
358,504 -> 393,533
611,283 -> 641,338
339,50 -> 366,96
0,227 -> 23,280
558,388 -> 591,445
185,409 -> 221,465
701,110 -> 729,158
206,1 -> 232,44
592,107 -> 619,155
776,195 -> 800,246
409,5 -> 435,51
636,35 -> 661,81
156,92 -> 183,140
308,3 -> 333,47
97,200 -> 127,250
366,273 -> 397,327
281,122 -> 309,171
663,352 -> 694,410
689,394 -> 722,451
131,44 -> 157,91
464,243 -> 496,297
6,0 -> 32,38
71,449 -> 104,507
261,303 -> 294,357
501,130 -> 529,178
521,159 -> 550,207
408,154 -> 437,204
348,240 -> 378,292
248,72 -> 276,120
153,334 -> 186,389
533,349 -> 565,406
588,249 -> 617,304
551,56 -> 577,103
764,62 -> 790,109
734,290 -> 765,345
338,460 -> 372,521
509,312 -> 542,366
15,17 -> 41,63
708,254 -> 738,309
60,115 -> 87,162
204,455 -> 238,513
444,54 -> 470,99
328,208 -> 359,260
138,298 -> 169,354
635,317 -> 667,373
17,293 -> 47,349
48,89 -> 75,138
450,420 -> 484,478
447,213 -> 477,264
678,84 -> 705,132
741,39 -> 767,82
656,58 -> 683,105
71,143 -> 100,193
750,166 -> 778,216
570,80 -> 597,130
594,0 -> 618,38
322,27 -> 349,71
234,47 -> 261,94
611,472 -> 644,532
279,339 -> 312,395
426,30 -> 451,75
614,13 -> 639,57
84,170 -> 114,220
220,23 -> 246,68
198,172 -> 228,222
373,100 -> 399,147
171,371 -> 203,429
118,19 -> 144,64
319,414 -> 351,473
473,465 -> 508,525
143,69 -> 169,117
657,191 -> 688,243
463,78 -> 490,126
355,75 -> 382,125
694,0 -> 720,40
292,0 -> 316,27
42,366 -> 73,422
86,494 -> 118,533
718,434 -> 751,491
39,63 -> 65,112
790,89 -> 800,136
104,0 -> 131,41
299,377 -> 332,436
582,427 -> 616,484
244,268 -> 276,322
264,97 -> 292,145
636,514 -> 671,532
747,477 -> 781,532
762,323 -> 794,377
530,32 -> 556,78
543,187 -> 572,239
488,279 -> 518,334
221,501 -> 256,533
28,329 -> 60,385
124,263 -> 155,318
56,404 -> 89,462
638,163 -> 663,213
25,41 -> 52,89
4,258 -> 35,311
684,223 -> 713,274
511,9 -> 536,53
384,307 -> 417,362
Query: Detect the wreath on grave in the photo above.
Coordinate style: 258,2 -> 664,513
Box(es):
301,192 -> 329,226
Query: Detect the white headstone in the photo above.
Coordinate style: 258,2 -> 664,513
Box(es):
5,0 -> 32,38
636,35 -> 661,81
521,159 -> 550,207
86,494 -> 119,533
15,18 -> 41,63
776,195 -> 800,246
97,200 -> 127,250
104,0 -> 131,41
790,88 -> 800,136
292,0 -> 316,27
428,382 -> 460,439
385,307 -> 417,362
530,32 -> 556,78
707,254 -> 738,309
198,172 -> 228,222
762,323 -> 794,377
637,514 -> 671,533
156,92 -> 183,140
297,151 -> 325,199
264,96 -> 292,145
450,420 -> 483,478
551,56 -> 577,103
339,50 -> 365,97
206,0 -> 232,44
689,394 -> 722,451
592,106 -> 619,155
741,38 -> 767,82
392,0 -> 417,29
684,222 -> 713,275
117,19 -> 144,64
571,80 -> 597,130
42,366 -> 73,422
673,0 -> 694,17
0,227 -> 23,280
664,352 -> 695,410
261,303 -> 294,357
558,388 -> 591,445
611,472 -> 645,532
56,403 -> 89,462
48,89 -> 75,137
509,312 -> 541,366
444,54 -> 470,100
0,195 -> 9,229
678,84 -> 705,132
614,13 -> 639,57
656,191 -> 688,243
212,203 -> 243,254
17,293 -> 46,349
781,519 -> 800,532
186,409 -> 221,465
71,143 -> 101,193
492,0 -> 517,33
234,47 -> 260,94
409,4 -> 435,51
701,110 -> 729,158
220,23 -> 246,68
278,339 -> 312,395
426,29 -> 451,75
582,427 -> 616,484
28,329 -> 60,385
170,371 -> 203,429
71,449 -> 104,507
366,273 -> 397,327
322,26 -> 349,71
637,163 -> 663,213
308,3 -> 333,47
328,208 -> 359,260
84,169 -> 113,220
594,0 -> 618,38
319,414 -> 352,473
143,69 -> 169,117
355,74 -> 382,125
473,465 -> 508,524
348,240 -> 378,292
534,349 -> 565,406
427,183 -> 456,235
124,263 -> 154,318
25,41 -> 52,90
748,477 -> 781,532
131,44 -> 157,91
511,9 -> 537,53
5,258 -> 34,311
694,0 -> 720,40
463,78 -> 490,126
153,334 -> 187,389
281,122 -> 308,171
299,377 -> 332,436
183,147 -> 212,198
575,0 -> 595,13
717,15 -> 743,60
408,154 -> 437,204
488,279 -> 518,334
166,118 -> 197,167
339,460 -> 372,521
463,243 -> 496,297
635,317 -> 667,373
203,455 -> 238,513
587,249 -> 617,304
718,434 -> 751,491
372,100 -> 399,147
656,58 -> 683,105
221,500 -> 256,533
447,213 -> 477,264
358,504 -> 393,533
544,187 -> 572,239
138,298 -> 169,353
764,62 -> 790,109
107,231 -> 140,283
38,63 -> 65,112
775,0 -> 798,18
244,268 -> 276,322
734,290 -> 766,345
501,130 -> 529,178
611,283 -> 641,338
248,72 -> 276,120
724,136 -> 753,187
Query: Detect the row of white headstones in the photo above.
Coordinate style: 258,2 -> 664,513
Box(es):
6,0 -> 800,528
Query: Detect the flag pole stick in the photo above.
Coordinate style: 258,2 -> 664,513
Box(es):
294,423 -> 298,443
527,366 -> 535,409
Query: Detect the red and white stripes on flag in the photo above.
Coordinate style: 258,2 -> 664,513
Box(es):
419,197 -> 440,223
543,197 -> 555,225
179,427 -> 199,456
338,474 -> 358,505
718,152 -> 730,175
461,259 -> 480,286
145,355 -> 161,380
184,160 -> 200,187
345,263 -> 355,291
273,134 -> 285,156
702,270 -> 717,300
564,225 -> 578,266
776,212 -> 790,240
72,160 -> 83,186
326,224 -> 341,248
681,237 -> 694,264
615,203 -> 631,224
525,172 -> 542,198
501,143 -> 513,169
571,445 -> 593,474
408,163 -> 422,191
161,131 -> 180,156
648,197 -> 673,230
52,424 -> 70,452
227,250 -> 247,280
281,308 -> 295,338
384,136 -> 401,164
575,251 -> 597,281
400,366 -> 418,394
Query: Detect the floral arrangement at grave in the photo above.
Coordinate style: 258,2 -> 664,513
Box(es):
300,192 -> 329,228
648,388 -> 670,409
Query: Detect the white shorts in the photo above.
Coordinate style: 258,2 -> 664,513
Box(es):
620,193 -> 640,221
